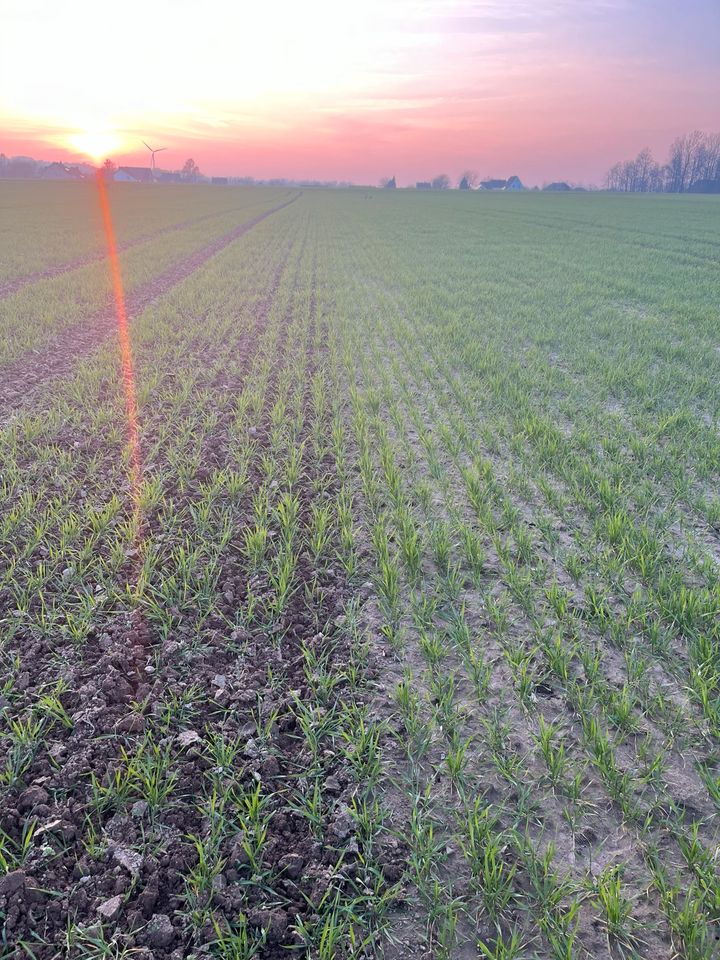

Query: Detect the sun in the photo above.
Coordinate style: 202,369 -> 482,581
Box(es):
65,130 -> 124,162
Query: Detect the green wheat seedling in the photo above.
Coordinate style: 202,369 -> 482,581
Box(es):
341,707 -> 384,787
458,798 -> 517,925
0,817 -> 38,872
63,925 -> 142,959
395,673 -> 432,760
309,501 -> 333,561
592,864 -> 642,955
1,715 -> 44,786
423,879 -> 464,959
477,929 -> 526,960
287,777 -> 326,840
184,831 -> 227,926
534,716 -> 569,787
231,781 -> 272,876
243,523 -> 268,568
211,913 -> 266,959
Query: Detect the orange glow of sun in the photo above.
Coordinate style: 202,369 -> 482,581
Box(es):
66,130 -> 125,161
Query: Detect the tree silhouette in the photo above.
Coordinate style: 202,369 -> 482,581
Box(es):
182,158 -> 201,182
101,158 -> 117,181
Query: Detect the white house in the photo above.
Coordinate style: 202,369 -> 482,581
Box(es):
114,166 -> 154,183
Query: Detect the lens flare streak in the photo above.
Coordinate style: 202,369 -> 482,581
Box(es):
95,171 -> 143,528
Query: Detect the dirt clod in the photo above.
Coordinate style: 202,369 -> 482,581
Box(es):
278,853 -> 304,879
0,871 -> 25,896
18,785 -> 49,811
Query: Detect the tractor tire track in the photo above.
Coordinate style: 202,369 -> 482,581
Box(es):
0,193 -> 297,301
0,194 -> 301,425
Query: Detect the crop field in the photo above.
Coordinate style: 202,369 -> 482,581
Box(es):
0,182 -> 719,960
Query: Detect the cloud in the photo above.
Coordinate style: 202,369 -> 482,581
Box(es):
1,0 -> 717,184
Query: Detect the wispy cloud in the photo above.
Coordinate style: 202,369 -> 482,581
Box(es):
1,0 -> 717,183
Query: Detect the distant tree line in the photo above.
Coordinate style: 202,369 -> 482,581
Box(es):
605,131 -> 720,193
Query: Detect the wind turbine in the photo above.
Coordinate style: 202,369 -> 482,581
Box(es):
142,140 -> 167,177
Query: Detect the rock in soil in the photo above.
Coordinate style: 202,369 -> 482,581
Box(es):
112,845 -> 143,877
97,894 -> 123,922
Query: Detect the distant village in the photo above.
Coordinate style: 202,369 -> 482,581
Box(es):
393,174 -> 581,192
0,154 -> 354,188
0,155 -> 230,185
0,154 -> 584,191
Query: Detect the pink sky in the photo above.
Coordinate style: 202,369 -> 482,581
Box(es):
1,1 -> 718,186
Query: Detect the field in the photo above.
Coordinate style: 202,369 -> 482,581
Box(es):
1,181 -> 719,960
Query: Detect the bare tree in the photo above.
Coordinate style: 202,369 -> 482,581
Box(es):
458,170 -> 478,190
379,176 -> 397,188
605,134 -> 720,192
667,131 -> 705,192
431,173 -> 450,190
182,158 -> 201,182
696,133 -> 720,183
101,158 -> 117,181
605,162 -> 621,191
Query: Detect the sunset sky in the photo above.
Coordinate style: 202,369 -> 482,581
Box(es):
1,0 -> 718,185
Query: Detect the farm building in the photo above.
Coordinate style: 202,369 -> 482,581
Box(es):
505,175 -> 525,191
416,181 -> 431,190
114,166 -> 154,183
544,181 -> 571,191
480,178 -> 507,190
41,162 -> 84,180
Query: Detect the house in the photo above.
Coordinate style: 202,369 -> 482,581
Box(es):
211,176 -> 228,185
544,181 -> 571,192
480,178 -> 507,190
41,162 -> 84,180
114,166 -> 153,183
158,171 -> 182,183
505,175 -> 525,191
416,181 -> 431,190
